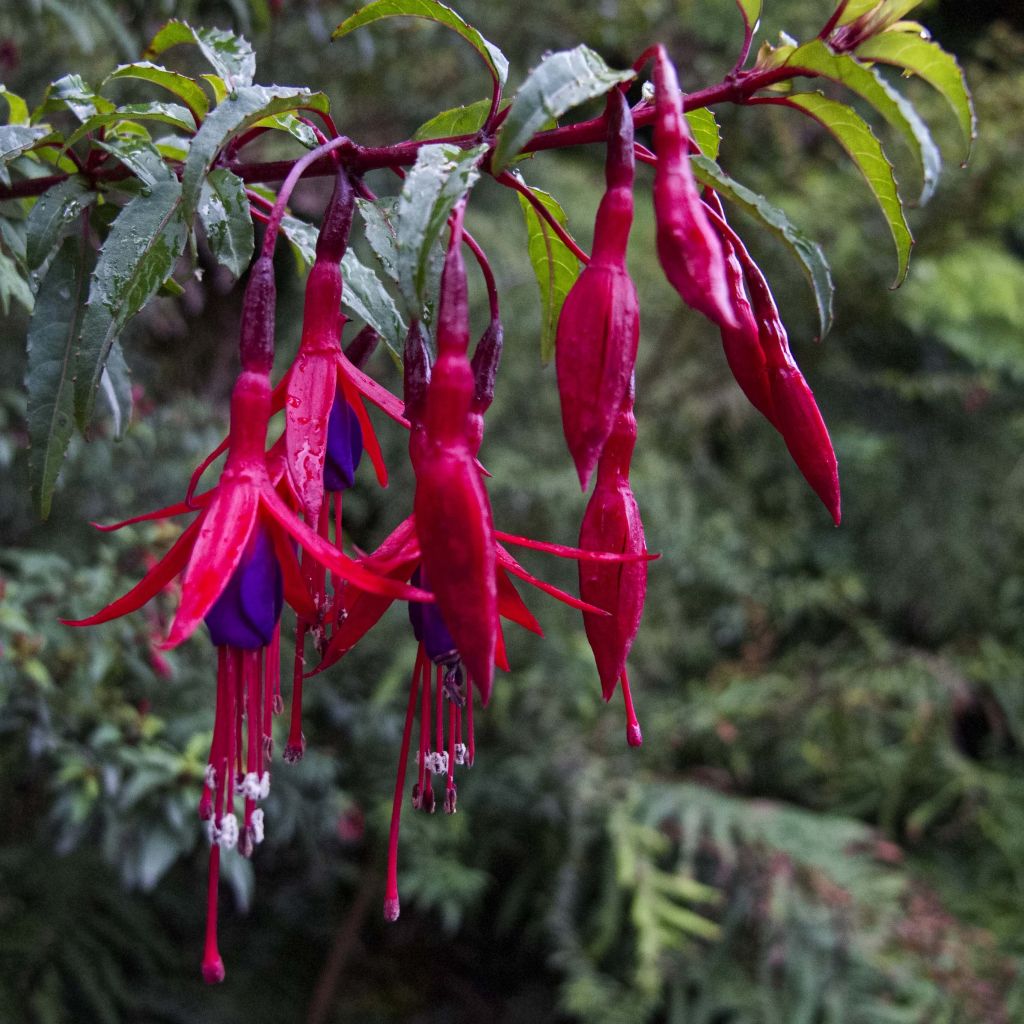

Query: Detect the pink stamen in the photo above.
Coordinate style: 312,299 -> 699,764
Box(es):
445,699 -> 457,814
385,646 -> 426,921
466,682 -> 475,767
285,622 -> 307,762
435,663 -> 444,758
620,669 -> 643,747
201,845 -> 226,984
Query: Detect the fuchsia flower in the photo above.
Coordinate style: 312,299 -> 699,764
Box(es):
556,88 -> 640,490
578,387 -> 646,747
410,202 -> 500,702
652,46 -> 737,330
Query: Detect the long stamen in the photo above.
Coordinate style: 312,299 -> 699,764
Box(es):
385,646 -> 427,921
201,845 -> 225,984
285,622 -> 307,762
444,699 -> 457,814
435,663 -> 444,759
418,649 -> 434,813
620,669 -> 643,747
331,492 -> 344,609
466,681 -> 475,767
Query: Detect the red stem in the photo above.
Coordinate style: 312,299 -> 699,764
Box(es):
496,171 -> 590,265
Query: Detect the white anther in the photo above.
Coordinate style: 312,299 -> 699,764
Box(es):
424,751 -> 448,775
454,743 -> 467,766
250,808 -> 265,845
206,818 -> 221,846
204,764 -> 217,789
217,813 -> 239,850
258,772 -> 271,800
239,772 -> 262,800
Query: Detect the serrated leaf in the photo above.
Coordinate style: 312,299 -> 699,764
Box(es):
202,75 -> 230,106
26,236 -> 91,517
180,85 -> 328,223
492,45 -> 634,174
786,91 -> 912,286
735,0 -> 762,29
691,155 -> 834,338
333,0 -> 508,87
63,103 -> 196,151
257,112 -> 319,149
99,340 -> 133,440
26,176 -> 96,271
0,85 -> 29,125
855,32 -> 975,161
0,125 -> 49,167
785,40 -> 940,204
145,20 -> 256,91
105,63 -> 210,121
356,197 -> 400,283
413,98 -> 492,141
74,180 -> 188,428
0,249 -> 33,315
198,168 -> 254,278
341,250 -> 407,358
34,74 -> 115,123
395,142 -> 487,313
515,182 -> 580,362
96,138 -> 176,192
684,108 -> 720,160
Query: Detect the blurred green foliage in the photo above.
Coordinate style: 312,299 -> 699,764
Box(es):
3,1 -> 1024,1021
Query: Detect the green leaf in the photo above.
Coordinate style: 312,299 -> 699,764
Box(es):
735,0 -> 762,29
180,85 -> 328,224
74,180 -> 188,428
356,197 -> 400,283
514,181 -> 580,362
684,108 -> 720,160
333,0 -> 509,87
785,91 -> 913,287
691,155 -> 835,338
413,98 -> 493,141
257,112 -> 319,149
492,45 -> 634,174
144,21 -> 256,91
0,249 -> 33,314
34,74 -> 115,123
26,176 -> 97,271
198,168 -> 254,278
784,40 -> 940,204
98,340 -> 133,440
835,0 -> 922,27
105,63 -> 210,121
63,103 -> 197,150
341,250 -> 407,358
395,142 -> 487,313
855,32 -> 976,161
279,212 -> 318,272
95,138 -> 177,192
0,125 -> 50,167
26,236 -> 92,517
0,85 -> 30,125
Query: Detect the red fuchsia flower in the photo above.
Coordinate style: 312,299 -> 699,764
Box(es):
651,46 -> 737,331
63,255 -> 430,983
578,386 -> 647,747
704,200 -> 841,524
410,202 -> 500,703
556,87 -> 640,490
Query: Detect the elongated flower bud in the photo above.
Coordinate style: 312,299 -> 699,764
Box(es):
744,257 -> 841,524
556,88 -> 640,490
412,208 -> 499,701
578,394 -> 647,704
403,319 -> 432,427
652,48 -> 737,330
467,316 -> 503,456
314,166 -> 355,264
238,256 -> 276,374
344,324 -> 380,370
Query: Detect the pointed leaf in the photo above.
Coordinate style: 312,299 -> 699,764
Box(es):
413,98 -> 493,141
95,137 -> 176,191
26,176 -> 96,271
98,340 -> 133,440
685,108 -> 720,160
181,85 -> 329,223
785,92 -> 913,286
356,197 -> 400,283
105,62 -> 210,121
735,0 -> 762,30
856,31 -> 976,161
691,155 -> 835,337
279,211 -> 319,272
492,46 -> 634,173
340,250 -> 407,358
0,85 -> 29,125
198,168 -> 254,278
74,180 -> 188,428
332,0 -> 508,87
0,125 -> 49,167
145,20 -> 256,91
836,0 -> 922,26
514,181 -> 580,362
785,39 -> 940,203
63,103 -> 197,150
26,236 -> 91,516
395,141 -> 487,312
258,112 -> 319,148
0,250 -> 33,314
34,74 -> 114,122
